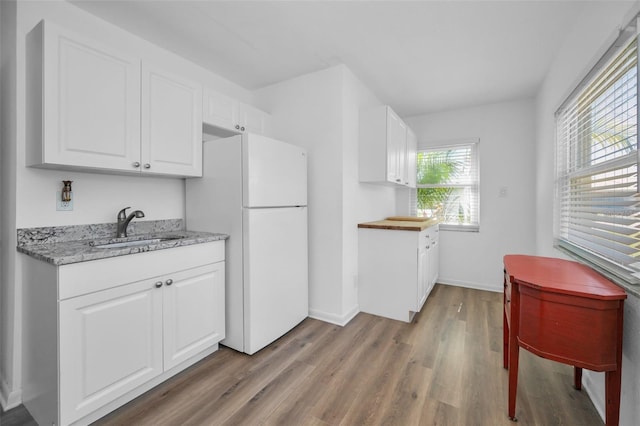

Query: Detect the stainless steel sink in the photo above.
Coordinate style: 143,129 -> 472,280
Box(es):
91,236 -> 183,249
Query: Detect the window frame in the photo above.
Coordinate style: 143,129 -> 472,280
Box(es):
412,138 -> 480,232
554,21 -> 640,286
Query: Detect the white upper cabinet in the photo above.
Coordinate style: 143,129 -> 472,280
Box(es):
141,64 -> 202,176
385,108 -> 405,184
203,88 -> 270,136
202,90 -> 238,131
359,105 -> 416,187
405,127 -> 417,188
27,20 -> 141,171
27,20 -> 203,177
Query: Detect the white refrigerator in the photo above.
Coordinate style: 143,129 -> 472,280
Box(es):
186,133 -> 308,355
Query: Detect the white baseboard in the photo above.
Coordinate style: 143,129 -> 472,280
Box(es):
438,278 -> 502,293
582,372 -> 606,424
309,304 -> 359,326
0,377 -> 21,411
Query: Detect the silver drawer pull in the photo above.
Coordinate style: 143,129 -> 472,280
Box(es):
155,281 -> 163,288
165,279 -> 173,286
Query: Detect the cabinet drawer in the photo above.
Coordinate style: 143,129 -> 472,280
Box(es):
504,270 -> 512,322
420,229 -> 430,249
59,241 -> 224,300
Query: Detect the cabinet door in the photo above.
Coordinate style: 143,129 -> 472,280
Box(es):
429,228 -> 440,290
29,20 -> 141,171
385,108 -> 400,183
398,121 -> 408,185
386,108 -> 406,184
59,279 -> 163,425
202,89 -> 238,131
141,64 -> 203,177
417,246 -> 428,310
163,263 -> 225,370
239,103 -> 269,134
405,128 -> 417,188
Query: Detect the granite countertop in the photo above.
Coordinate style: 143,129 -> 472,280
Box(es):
358,216 -> 439,231
17,219 -> 228,266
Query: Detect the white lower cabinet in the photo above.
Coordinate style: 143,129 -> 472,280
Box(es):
358,225 -> 439,322
162,264 -> 225,370
59,279 -> 164,425
22,241 -> 225,426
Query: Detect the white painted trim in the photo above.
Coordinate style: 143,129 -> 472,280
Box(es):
438,278 -> 502,293
0,377 -> 21,411
308,304 -> 359,327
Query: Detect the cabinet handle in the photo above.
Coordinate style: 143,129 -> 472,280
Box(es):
133,162 -> 140,168
144,163 -> 151,169
165,279 -> 173,286
155,281 -> 163,288
235,124 -> 240,130
395,178 -> 401,182
241,126 -> 245,131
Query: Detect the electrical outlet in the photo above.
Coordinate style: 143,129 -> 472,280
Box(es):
56,191 -> 73,211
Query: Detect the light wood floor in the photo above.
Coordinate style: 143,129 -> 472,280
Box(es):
3,284 -> 604,425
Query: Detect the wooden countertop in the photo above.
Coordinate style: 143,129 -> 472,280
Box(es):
358,217 -> 439,231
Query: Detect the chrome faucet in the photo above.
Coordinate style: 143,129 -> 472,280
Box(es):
116,207 -> 145,238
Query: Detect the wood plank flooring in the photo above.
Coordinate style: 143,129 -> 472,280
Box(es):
2,284 -> 604,425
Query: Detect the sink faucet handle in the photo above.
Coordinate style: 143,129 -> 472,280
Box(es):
118,207 -> 131,220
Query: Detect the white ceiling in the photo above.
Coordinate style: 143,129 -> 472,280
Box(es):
69,0 -> 619,117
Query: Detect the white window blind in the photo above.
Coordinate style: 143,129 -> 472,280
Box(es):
411,139 -> 479,231
555,31 -> 640,284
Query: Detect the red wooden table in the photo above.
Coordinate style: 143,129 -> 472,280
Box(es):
503,255 -> 626,425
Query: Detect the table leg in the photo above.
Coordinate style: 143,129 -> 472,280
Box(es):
508,340 -> 519,421
503,309 -> 509,369
574,367 -> 582,390
605,369 -> 621,426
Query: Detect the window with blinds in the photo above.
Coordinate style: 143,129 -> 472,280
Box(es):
411,140 -> 480,231
555,34 -> 640,284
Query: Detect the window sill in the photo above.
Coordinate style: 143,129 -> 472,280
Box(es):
555,242 -> 640,299
439,224 -> 479,232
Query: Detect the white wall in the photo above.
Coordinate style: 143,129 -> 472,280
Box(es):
0,0 -> 19,409
0,0 -> 254,409
404,99 -> 537,291
255,65 -> 396,324
256,66 -> 345,322
343,68 -> 397,316
535,2 -> 640,424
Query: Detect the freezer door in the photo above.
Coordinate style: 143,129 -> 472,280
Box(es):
243,134 -> 307,208
243,206 -> 308,354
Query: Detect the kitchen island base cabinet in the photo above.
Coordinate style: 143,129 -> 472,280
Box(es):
22,241 -> 225,426
358,225 -> 438,322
